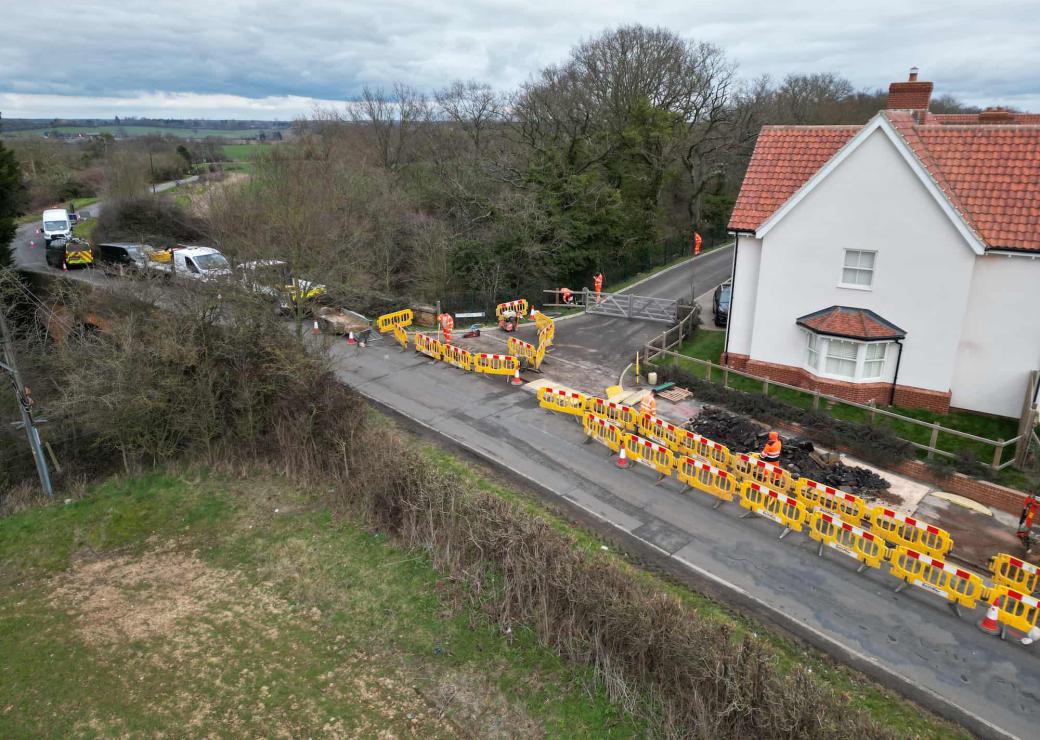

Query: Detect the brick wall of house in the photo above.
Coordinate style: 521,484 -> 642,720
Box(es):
720,352 -> 749,370
721,355 -> 953,413
892,385 -> 953,413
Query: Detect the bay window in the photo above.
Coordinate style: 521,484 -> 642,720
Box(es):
803,331 -> 891,382
824,339 -> 858,378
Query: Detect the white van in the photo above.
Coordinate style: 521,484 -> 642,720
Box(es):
148,245 -> 231,282
41,208 -> 72,245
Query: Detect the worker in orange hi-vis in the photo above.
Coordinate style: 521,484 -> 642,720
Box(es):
559,287 -> 574,305
694,232 -> 702,256
439,312 -> 454,344
639,390 -> 656,418
593,272 -> 604,303
761,431 -> 782,463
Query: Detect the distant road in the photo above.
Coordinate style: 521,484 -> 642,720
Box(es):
10,177 -> 197,283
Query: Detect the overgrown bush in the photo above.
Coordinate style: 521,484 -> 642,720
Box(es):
653,363 -> 915,467
92,196 -> 208,248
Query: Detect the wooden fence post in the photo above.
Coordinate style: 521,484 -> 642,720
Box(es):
992,440 -> 1004,471
705,360 -> 712,381
723,367 -> 729,388
927,423 -> 940,459
762,379 -> 769,395
813,390 -> 820,410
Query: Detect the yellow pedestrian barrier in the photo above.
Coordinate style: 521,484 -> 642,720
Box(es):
414,332 -> 443,360
888,546 -> 986,614
869,507 -> 952,559
589,397 -> 638,431
496,299 -> 529,321
731,453 -> 796,496
377,308 -> 413,333
639,413 -> 685,452
622,434 -> 675,481
738,480 -> 806,539
988,553 -> 1040,595
682,431 -> 732,469
582,412 -> 622,453
508,336 -> 545,370
807,511 -> 885,573
538,387 -> 588,416
534,312 -> 555,348
392,323 -> 408,350
442,344 -> 473,371
676,457 -> 736,507
988,585 -> 1040,640
796,478 -> 868,525
473,353 -> 520,376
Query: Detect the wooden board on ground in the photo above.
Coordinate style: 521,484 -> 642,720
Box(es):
657,386 -> 692,404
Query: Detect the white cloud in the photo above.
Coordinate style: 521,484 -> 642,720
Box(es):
0,92 -> 343,120
1,0 -> 1038,118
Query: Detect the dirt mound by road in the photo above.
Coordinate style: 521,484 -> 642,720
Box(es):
691,406 -> 890,497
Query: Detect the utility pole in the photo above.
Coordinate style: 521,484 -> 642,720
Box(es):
0,308 -> 53,497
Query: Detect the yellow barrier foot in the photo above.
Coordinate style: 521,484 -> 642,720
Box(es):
948,603 -> 961,618
856,563 -> 868,574
655,473 -> 667,486
894,582 -> 907,594
712,500 -> 724,510
740,511 -> 754,520
817,542 -> 825,557
778,527 -> 792,541
582,435 -> 593,445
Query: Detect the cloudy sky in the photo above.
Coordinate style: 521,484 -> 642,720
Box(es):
2,0 -> 1038,119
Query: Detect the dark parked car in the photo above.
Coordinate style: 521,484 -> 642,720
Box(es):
712,282 -> 732,327
97,242 -> 150,274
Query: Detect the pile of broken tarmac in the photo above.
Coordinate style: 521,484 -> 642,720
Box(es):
690,407 -> 891,498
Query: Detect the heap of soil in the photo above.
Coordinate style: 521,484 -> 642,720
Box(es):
690,406 -> 891,497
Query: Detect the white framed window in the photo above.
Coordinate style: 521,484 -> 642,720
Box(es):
801,330 -> 895,382
824,339 -> 859,379
806,333 -> 819,370
863,342 -> 888,379
840,249 -> 875,289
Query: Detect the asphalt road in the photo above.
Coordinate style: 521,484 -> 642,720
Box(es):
331,338 -> 1038,740
530,245 -> 734,391
11,177 -> 196,283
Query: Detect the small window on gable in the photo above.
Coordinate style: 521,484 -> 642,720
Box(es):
841,249 -> 875,288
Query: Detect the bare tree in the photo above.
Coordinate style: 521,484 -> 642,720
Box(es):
435,80 -> 503,157
350,83 -> 432,171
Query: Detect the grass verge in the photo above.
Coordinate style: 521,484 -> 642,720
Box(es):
0,470 -> 636,737
419,442 -> 964,739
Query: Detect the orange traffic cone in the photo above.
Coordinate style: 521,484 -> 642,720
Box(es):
346,331 -> 357,345
978,601 -> 1001,636
62,259 -> 68,272
311,320 -> 320,335
616,446 -> 630,469
530,306 -> 537,319
510,368 -> 523,386
30,240 -> 36,248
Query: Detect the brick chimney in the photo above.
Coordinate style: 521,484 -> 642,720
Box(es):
886,67 -> 933,110
978,106 -> 1016,124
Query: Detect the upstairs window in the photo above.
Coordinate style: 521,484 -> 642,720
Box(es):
841,249 -> 875,288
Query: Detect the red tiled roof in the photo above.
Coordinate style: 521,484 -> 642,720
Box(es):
885,110 -> 1040,251
729,111 -> 1040,252
797,306 -> 906,341
728,126 -> 858,231
930,111 -> 1040,125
